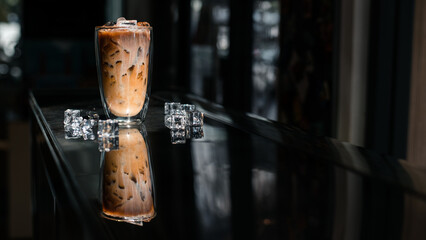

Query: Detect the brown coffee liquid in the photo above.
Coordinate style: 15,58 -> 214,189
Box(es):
98,28 -> 150,117
102,128 -> 155,219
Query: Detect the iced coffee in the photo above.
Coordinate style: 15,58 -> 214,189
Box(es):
102,128 -> 155,224
96,17 -> 152,121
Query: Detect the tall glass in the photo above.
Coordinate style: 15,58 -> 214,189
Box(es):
100,124 -> 156,226
95,23 -> 153,123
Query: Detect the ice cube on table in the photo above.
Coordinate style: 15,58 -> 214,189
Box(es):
86,110 -> 100,121
164,115 -> 171,128
181,104 -> 196,113
83,132 -> 95,141
65,126 -> 80,139
164,102 -> 172,115
187,110 -> 204,126
171,129 -> 186,144
64,109 -> 81,125
97,119 -> 119,139
165,102 -> 183,115
64,109 -> 101,140
85,111 -> 99,130
171,103 -> 183,114
165,102 -> 190,115
81,119 -> 96,141
171,114 -> 186,130
164,102 -> 205,143
64,116 -> 83,139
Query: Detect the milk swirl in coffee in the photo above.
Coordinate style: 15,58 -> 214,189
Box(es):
97,18 -> 151,119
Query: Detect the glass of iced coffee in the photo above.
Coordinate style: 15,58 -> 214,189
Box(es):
100,124 -> 156,226
95,17 -> 152,124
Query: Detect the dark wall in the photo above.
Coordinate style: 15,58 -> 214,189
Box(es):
22,0 -> 105,89
23,0 -> 105,39
365,0 -> 414,159
277,0 -> 336,136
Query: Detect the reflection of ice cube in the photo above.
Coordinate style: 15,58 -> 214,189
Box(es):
171,114 -> 186,130
81,119 -> 96,141
64,109 -> 81,125
185,126 -> 204,139
171,129 -> 186,144
98,136 -> 119,152
97,120 -> 120,151
191,126 -> 204,139
64,116 -> 83,139
97,120 -> 119,138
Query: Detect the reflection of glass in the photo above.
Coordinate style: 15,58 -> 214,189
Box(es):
100,124 -> 156,226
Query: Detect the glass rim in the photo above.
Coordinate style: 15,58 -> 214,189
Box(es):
95,25 -> 153,31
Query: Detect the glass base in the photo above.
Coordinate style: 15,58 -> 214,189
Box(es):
116,118 -> 142,127
101,212 -> 156,226
101,213 -> 144,226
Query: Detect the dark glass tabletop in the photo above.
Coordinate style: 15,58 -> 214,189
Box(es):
29,89 -> 426,240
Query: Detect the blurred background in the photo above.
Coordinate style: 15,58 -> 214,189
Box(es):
0,0 -> 419,239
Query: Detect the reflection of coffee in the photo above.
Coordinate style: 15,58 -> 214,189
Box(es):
102,128 -> 155,220
98,27 -> 150,117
